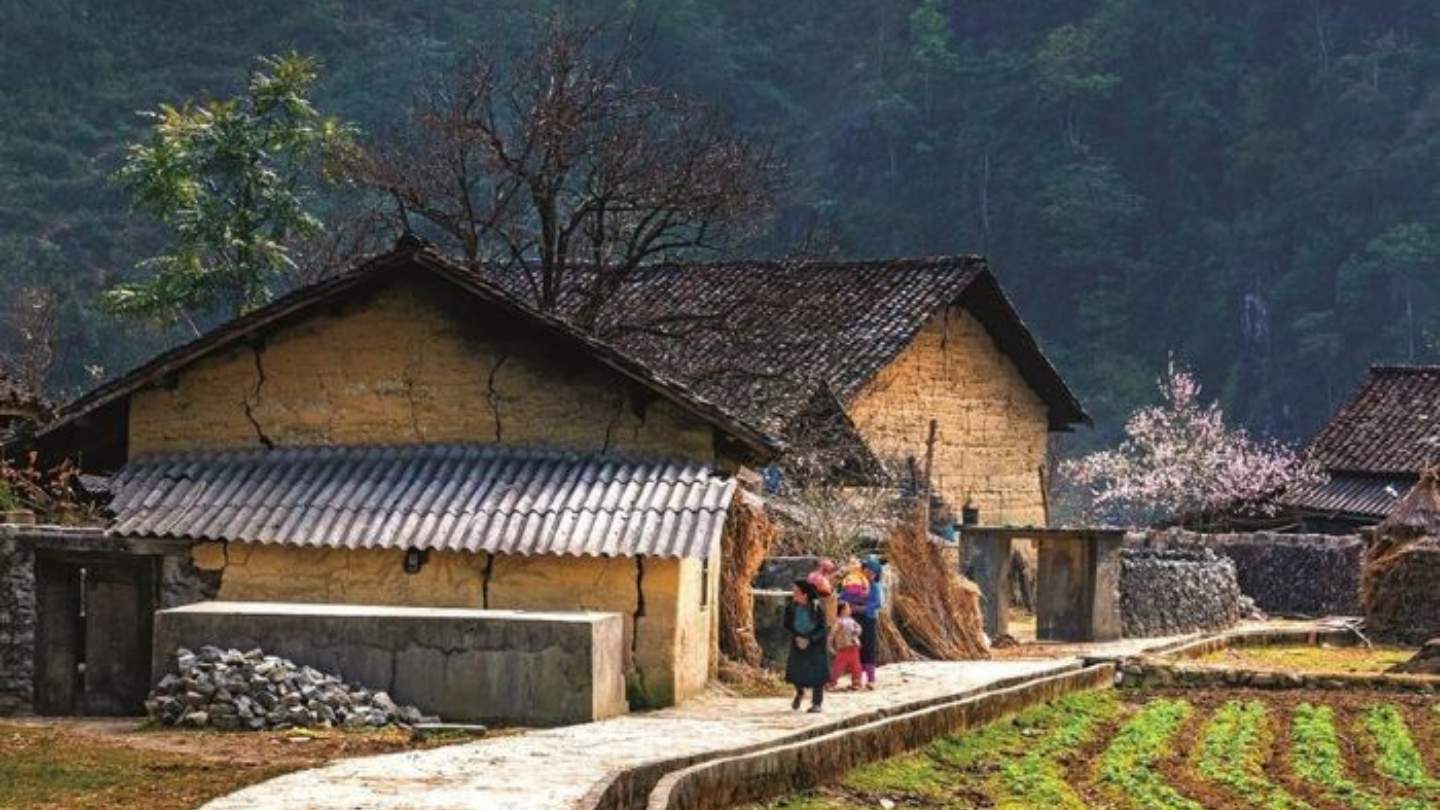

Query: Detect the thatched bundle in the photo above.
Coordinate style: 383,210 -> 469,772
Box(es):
718,490 -> 778,667
1363,469 -> 1440,642
885,519 -> 990,660
1375,468 -> 1440,539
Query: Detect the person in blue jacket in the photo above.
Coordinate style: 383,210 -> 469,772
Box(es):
857,556 -> 886,689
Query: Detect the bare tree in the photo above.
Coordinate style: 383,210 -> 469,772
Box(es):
349,17 -> 783,322
0,286 -> 60,395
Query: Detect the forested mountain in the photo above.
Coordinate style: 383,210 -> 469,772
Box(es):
4,0 -> 1440,450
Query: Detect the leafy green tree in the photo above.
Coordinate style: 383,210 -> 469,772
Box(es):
107,53 -> 355,329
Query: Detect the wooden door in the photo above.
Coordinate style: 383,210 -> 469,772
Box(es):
33,557 -> 83,715
82,560 -> 156,716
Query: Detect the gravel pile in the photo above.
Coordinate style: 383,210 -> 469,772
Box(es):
146,646 -> 425,731
1120,548 -> 1245,638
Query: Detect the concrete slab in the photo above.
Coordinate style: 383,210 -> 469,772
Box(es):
154,601 -> 628,726
200,658 -> 1079,810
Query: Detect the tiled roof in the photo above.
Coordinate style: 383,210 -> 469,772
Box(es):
38,241 -> 783,466
495,257 -> 1088,434
107,444 -> 737,559
1307,365 -> 1440,475
1278,472 -> 1411,520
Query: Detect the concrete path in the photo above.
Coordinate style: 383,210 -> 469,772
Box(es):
200,657 -> 1080,810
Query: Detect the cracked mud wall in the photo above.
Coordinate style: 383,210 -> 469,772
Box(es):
849,306 -> 1051,526
193,541 -> 715,708
127,279 -> 716,460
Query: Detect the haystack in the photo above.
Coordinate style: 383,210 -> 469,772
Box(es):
885,519 -> 989,660
1363,469 -> 1440,643
718,489 -> 778,667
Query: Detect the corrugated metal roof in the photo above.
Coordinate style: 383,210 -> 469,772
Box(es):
107,444 -> 737,559
1279,473 -> 1413,520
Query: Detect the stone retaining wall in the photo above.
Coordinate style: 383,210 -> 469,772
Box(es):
1116,658 -> 1440,693
0,532 -> 36,714
645,663 -> 1114,810
1134,529 -> 1363,616
1119,548 -> 1243,638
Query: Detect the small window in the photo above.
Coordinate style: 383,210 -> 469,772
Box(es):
700,557 -> 710,609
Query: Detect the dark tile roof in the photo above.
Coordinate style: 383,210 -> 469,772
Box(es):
108,444 -> 736,559
508,257 -> 1088,434
1307,365 -> 1440,475
38,242 -> 783,465
1278,472 -> 1412,520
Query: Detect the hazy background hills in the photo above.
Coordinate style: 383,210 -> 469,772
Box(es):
5,0 -> 1440,451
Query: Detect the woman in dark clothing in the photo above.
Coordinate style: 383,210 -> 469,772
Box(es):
784,579 -> 829,712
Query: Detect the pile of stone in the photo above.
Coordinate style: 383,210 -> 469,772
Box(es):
146,646 -> 425,731
1120,548 -> 1246,638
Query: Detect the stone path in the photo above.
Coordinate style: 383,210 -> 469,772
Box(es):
200,657 -> 1082,810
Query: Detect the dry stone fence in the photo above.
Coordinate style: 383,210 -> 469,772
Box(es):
1118,548 -> 1245,637
1133,529 -> 1363,617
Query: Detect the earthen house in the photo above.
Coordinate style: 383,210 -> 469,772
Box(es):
20,240 -> 1085,717
33,240 -> 780,710
516,257 -> 1089,527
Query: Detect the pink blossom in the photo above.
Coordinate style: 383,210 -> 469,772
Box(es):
1061,363 -> 1323,527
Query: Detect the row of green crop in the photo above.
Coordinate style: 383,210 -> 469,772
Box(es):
759,693 -> 1440,810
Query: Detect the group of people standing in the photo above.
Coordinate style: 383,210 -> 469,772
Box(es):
783,556 -> 886,713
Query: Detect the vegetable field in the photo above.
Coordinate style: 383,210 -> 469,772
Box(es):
753,690 -> 1440,809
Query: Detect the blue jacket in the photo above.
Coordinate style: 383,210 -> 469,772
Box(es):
864,578 -> 885,619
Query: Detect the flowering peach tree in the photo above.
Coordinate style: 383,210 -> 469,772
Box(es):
1061,365 -> 1322,527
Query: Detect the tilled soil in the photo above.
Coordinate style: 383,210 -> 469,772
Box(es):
756,688 -> 1440,810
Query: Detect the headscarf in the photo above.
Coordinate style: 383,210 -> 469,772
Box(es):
793,578 -> 821,601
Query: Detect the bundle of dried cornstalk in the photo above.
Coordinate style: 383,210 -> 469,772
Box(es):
718,489 -> 778,667
1363,469 -> 1440,643
885,519 -> 990,660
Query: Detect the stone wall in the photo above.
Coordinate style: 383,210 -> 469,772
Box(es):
152,601 -> 628,726
0,532 -> 36,714
128,278 -> 717,463
1119,548 -> 1243,638
849,306 -> 1051,527
1136,529 -> 1363,617
190,541 -> 717,709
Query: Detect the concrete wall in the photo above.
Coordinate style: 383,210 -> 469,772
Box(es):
191,541 -> 718,708
151,601 -> 626,726
849,307 -> 1050,527
127,278 -> 717,462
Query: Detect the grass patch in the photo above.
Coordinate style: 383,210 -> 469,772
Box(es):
1198,644 -> 1415,675
1362,705 -> 1440,797
1192,701 -> 1310,809
0,724 -> 293,810
1096,698 -> 1203,810
1290,704 -> 1385,810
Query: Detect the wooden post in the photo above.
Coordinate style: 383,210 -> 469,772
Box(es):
921,419 -> 938,530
